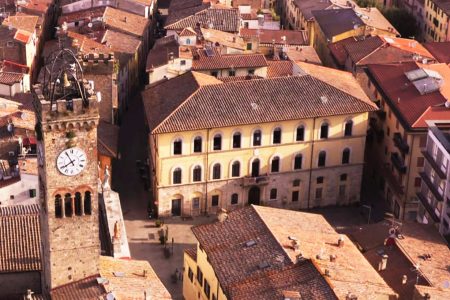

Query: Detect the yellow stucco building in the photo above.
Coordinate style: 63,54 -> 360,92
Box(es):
142,68 -> 377,217
424,0 -> 450,42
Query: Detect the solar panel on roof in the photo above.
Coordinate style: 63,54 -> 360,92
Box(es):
412,77 -> 440,95
405,68 -> 428,82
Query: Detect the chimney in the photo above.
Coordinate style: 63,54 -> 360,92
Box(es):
124,17 -> 127,23
217,208 -> 228,222
378,254 -> 388,271
337,236 -> 345,247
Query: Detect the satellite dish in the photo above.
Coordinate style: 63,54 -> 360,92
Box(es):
20,112 -> 27,120
106,293 -> 115,300
443,280 -> 450,289
88,22 -> 93,28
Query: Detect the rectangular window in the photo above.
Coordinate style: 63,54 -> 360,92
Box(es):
270,188 -> 277,200
296,126 -> 305,141
292,191 -> 299,202
273,129 -> 281,144
246,43 -> 252,50
340,174 -> 347,181
315,187 -> 323,200
248,69 -> 255,75
317,176 -> 324,184
320,124 -> 328,139
293,179 -> 300,187
203,280 -> 211,298
180,60 -> 186,66
233,133 -> 241,148
294,155 -> 302,170
271,158 -> 280,173
414,177 -> 422,187
419,136 -> 427,148
173,140 -> 182,155
192,197 -> 200,209
211,71 -> 218,77
417,157 -> 424,167
228,70 -> 236,76
211,195 -> 219,207
188,267 -> 194,282
196,267 -> 203,287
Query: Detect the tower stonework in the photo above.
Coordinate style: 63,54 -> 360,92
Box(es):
34,72 -> 100,291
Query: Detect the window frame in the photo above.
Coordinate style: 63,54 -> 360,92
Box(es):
272,127 -> 282,144
344,120 -> 353,137
270,188 -> 278,200
320,122 -> 329,139
213,134 -> 222,151
193,165 -> 202,182
172,167 -> 182,184
271,156 -> 280,173
318,151 -> 326,167
252,129 -> 262,146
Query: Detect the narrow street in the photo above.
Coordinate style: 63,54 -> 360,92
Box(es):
116,94 -> 207,299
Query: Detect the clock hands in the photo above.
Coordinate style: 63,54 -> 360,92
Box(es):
65,152 -> 75,167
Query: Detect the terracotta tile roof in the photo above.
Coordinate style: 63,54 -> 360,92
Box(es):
296,61 -> 373,105
414,285 -> 450,299
146,35 -> 180,70
3,15 -> 39,33
191,206 -> 295,295
354,7 -> 399,35
311,9 -> 365,40
142,72 -> 222,131
329,36 -> 433,67
103,6 -> 150,37
286,47 -> 322,65
166,0 -> 211,26
395,222 -> 450,287
229,262 -> 337,300
423,42 -> 450,64
50,274 -> 107,300
0,204 -> 42,273
144,72 -> 377,134
201,27 -> 246,50
218,75 -> 263,82
343,36 -> 384,64
240,28 -> 308,46
97,121 -> 119,158
179,27 -> 197,36
412,105 -> 450,128
253,206 -> 397,299
366,62 -> 448,129
165,8 -> 241,33
17,0 -> 50,15
58,7 -> 106,25
66,31 -> 112,56
267,60 -> 293,78
184,247 -> 197,261
0,72 -> 23,85
192,50 -> 267,70
293,0 -> 331,20
14,30 -> 32,44
101,30 -> 141,64
99,256 -> 172,299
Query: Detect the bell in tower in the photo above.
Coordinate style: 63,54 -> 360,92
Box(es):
33,45 -> 101,293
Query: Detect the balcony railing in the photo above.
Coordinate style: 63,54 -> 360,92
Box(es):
393,133 -> 409,154
421,150 -> 446,179
416,192 -> 440,223
391,153 -> 407,174
243,175 -> 269,187
419,172 -> 444,202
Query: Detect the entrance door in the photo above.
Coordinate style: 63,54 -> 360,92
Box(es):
251,159 -> 260,177
171,199 -> 181,216
248,186 -> 260,205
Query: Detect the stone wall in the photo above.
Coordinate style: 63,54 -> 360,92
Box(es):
35,84 -> 101,290
157,164 -> 364,217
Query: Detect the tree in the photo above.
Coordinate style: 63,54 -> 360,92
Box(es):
382,7 -> 419,38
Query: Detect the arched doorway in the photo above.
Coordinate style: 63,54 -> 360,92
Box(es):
248,186 -> 260,205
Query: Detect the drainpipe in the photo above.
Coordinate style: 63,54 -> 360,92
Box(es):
307,117 -> 317,209
403,133 -> 415,220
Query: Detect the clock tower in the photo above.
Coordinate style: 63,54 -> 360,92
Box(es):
34,49 -> 100,292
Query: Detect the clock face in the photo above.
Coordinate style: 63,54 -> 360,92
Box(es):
56,147 -> 87,176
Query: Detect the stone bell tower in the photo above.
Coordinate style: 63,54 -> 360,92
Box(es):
33,48 -> 100,292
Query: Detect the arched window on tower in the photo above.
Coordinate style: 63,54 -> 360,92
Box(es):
84,191 -> 92,215
55,194 -> 63,218
75,192 -> 83,216
64,193 -> 73,217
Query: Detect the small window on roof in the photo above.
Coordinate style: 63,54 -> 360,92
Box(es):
245,240 -> 256,247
